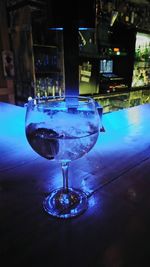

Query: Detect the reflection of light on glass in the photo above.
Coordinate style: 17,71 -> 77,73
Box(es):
126,108 -> 141,125
110,11 -> 118,27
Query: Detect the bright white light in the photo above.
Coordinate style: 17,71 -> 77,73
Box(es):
136,32 -> 150,47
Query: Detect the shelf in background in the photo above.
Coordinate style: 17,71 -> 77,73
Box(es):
33,44 -> 57,49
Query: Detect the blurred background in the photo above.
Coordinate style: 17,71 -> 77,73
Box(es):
0,0 -> 150,113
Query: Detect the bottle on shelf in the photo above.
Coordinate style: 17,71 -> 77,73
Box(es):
130,8 -> 135,24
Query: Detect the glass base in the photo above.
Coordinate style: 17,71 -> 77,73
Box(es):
43,187 -> 88,219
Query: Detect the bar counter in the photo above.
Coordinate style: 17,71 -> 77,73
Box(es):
0,102 -> 150,267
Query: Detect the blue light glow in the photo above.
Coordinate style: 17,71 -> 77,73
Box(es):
126,108 -> 141,125
48,27 -> 93,31
48,28 -> 63,31
0,102 -> 39,172
79,28 -> 92,30
1,102 -> 149,207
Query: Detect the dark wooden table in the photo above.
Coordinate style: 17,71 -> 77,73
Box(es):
0,102 -> 150,267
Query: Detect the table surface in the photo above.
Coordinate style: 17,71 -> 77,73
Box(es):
0,102 -> 150,267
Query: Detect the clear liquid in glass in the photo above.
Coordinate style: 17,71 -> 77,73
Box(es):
26,123 -> 99,162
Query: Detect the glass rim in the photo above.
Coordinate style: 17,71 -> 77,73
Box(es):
27,95 -> 96,106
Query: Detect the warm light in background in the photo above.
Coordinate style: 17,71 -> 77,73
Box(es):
113,48 -> 119,52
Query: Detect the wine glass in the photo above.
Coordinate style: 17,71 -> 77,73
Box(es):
25,96 -> 100,218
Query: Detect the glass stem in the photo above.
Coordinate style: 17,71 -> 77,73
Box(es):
61,162 -> 69,193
